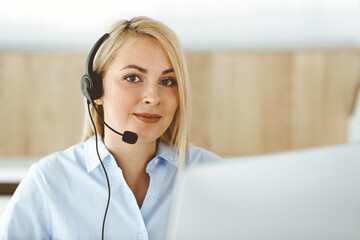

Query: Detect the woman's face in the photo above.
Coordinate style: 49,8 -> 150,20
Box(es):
101,37 -> 179,143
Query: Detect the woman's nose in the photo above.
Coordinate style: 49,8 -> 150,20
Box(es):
143,84 -> 161,106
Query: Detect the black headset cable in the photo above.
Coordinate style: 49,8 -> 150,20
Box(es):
87,100 -> 111,240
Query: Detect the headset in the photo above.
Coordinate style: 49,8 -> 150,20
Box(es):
80,29 -> 138,239
80,30 -> 138,144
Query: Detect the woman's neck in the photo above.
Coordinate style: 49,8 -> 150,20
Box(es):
104,132 -> 157,172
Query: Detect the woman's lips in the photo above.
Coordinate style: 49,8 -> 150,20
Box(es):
134,113 -> 161,124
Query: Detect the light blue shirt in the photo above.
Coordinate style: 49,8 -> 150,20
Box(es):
0,136 -> 221,239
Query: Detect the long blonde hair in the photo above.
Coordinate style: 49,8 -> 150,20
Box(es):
81,16 -> 191,169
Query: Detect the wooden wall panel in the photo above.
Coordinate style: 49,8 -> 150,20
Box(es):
0,51 -> 86,156
0,50 -> 359,157
188,50 -> 360,156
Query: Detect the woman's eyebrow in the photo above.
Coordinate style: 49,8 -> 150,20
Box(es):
121,65 -> 174,75
162,68 -> 174,75
121,65 -> 147,73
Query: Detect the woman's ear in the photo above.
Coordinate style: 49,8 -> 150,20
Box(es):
95,98 -> 103,105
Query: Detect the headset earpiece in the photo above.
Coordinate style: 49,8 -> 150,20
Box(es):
80,74 -> 92,102
81,72 -> 103,102
80,33 -> 110,102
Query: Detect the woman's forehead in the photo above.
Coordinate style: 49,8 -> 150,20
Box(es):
111,37 -> 173,69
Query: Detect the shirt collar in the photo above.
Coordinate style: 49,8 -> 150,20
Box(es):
156,141 -> 179,168
84,136 -> 179,172
84,136 -> 112,173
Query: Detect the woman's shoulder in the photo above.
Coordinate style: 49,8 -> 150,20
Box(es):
34,140 -> 87,173
185,144 -> 223,167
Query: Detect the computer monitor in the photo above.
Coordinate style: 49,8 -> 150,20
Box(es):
167,142 -> 360,240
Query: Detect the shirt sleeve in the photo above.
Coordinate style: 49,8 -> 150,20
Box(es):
0,163 -> 51,239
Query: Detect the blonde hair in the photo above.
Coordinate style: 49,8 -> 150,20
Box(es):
81,16 -> 191,170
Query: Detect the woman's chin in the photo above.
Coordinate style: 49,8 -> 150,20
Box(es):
135,136 -> 159,144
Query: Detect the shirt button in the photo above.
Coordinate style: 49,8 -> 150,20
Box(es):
149,196 -> 155,203
154,158 -> 159,164
138,234 -> 144,240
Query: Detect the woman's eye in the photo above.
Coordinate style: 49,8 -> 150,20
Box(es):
160,78 -> 177,86
124,75 -> 141,83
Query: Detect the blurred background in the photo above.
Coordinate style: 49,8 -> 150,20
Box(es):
1,0 -> 360,212
1,0 -> 360,50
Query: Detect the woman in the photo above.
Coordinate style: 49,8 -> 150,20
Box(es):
0,16 -> 221,239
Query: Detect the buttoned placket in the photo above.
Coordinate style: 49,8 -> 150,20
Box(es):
140,157 -> 161,220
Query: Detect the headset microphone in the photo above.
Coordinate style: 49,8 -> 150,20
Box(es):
122,131 -> 138,144
85,90 -> 138,145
